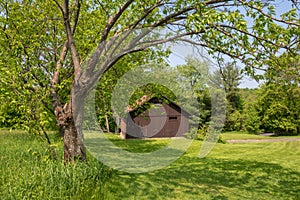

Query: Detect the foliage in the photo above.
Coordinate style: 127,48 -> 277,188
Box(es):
185,126 -> 225,143
184,127 -> 204,140
258,83 -> 299,135
225,110 -> 244,131
242,103 -> 261,134
0,0 -> 64,132
0,103 -> 22,128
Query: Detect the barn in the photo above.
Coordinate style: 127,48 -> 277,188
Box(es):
120,95 -> 190,139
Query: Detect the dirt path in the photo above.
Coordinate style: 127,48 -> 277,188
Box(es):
227,138 -> 300,143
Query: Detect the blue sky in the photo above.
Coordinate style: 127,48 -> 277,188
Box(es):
167,43 -> 261,89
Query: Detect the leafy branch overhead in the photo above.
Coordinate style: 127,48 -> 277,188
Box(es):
54,0 -> 299,93
114,2 -> 294,61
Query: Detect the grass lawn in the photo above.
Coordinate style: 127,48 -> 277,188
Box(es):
105,133 -> 300,200
1,130 -> 299,199
221,131 -> 300,141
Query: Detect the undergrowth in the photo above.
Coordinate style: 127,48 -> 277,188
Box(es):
0,130 -> 114,200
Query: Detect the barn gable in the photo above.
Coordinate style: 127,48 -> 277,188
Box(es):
120,96 -> 190,139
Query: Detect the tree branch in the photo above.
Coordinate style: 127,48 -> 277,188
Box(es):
62,0 -> 81,82
238,0 -> 300,27
51,0 -> 81,119
97,0 -> 110,17
50,41 -> 68,107
178,38 -> 266,72
218,24 -> 289,49
101,0 -> 134,42
53,0 -> 64,14
128,1 -> 164,30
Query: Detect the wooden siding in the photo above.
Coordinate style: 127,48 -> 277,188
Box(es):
123,99 -> 190,139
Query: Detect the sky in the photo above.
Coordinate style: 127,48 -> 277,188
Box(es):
167,43 -> 261,89
166,0 -> 295,89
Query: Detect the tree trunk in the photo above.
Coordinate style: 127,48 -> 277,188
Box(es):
63,114 -> 85,163
57,86 -> 86,163
105,114 -> 110,133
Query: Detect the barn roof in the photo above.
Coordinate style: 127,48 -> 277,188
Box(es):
126,95 -> 150,112
126,95 -> 191,117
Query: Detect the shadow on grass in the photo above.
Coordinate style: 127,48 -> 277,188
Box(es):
107,137 -> 171,153
106,153 -> 300,199
85,134 -> 190,173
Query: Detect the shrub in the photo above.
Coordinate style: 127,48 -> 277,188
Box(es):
243,104 -> 261,134
185,126 -> 225,143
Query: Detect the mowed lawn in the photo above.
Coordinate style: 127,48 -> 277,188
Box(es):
105,134 -> 300,200
221,132 -> 300,140
1,130 -> 299,199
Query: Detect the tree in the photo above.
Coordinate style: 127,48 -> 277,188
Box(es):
0,0 -> 299,162
258,83 -> 299,135
176,57 -> 212,128
256,41 -> 300,135
238,88 -> 261,134
257,50 -> 299,135
211,62 -> 244,131
218,62 -> 243,110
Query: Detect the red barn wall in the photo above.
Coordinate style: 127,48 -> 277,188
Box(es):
124,102 -> 189,138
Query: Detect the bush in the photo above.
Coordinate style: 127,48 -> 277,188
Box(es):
224,110 -> 244,132
243,104 -> 261,134
185,126 -> 225,143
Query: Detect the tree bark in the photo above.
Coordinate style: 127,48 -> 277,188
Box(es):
65,84 -> 86,163
63,114 -> 86,163
105,114 -> 110,133
55,83 -> 86,163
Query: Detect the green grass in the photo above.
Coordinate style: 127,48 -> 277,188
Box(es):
0,130 -> 114,200
221,132 -> 300,141
105,134 -> 300,200
105,133 -> 171,153
1,130 -> 300,199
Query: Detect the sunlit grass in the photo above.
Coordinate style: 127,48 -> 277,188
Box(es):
105,133 -> 171,153
105,134 -> 300,200
1,130 -> 299,199
221,132 -> 300,140
0,130 -> 113,200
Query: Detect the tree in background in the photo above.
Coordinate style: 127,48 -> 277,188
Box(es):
257,50 -> 300,135
258,83 -> 299,135
239,88 -> 261,134
212,62 -> 244,131
177,57 -> 212,129
0,0 -> 299,162
176,57 -> 229,141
